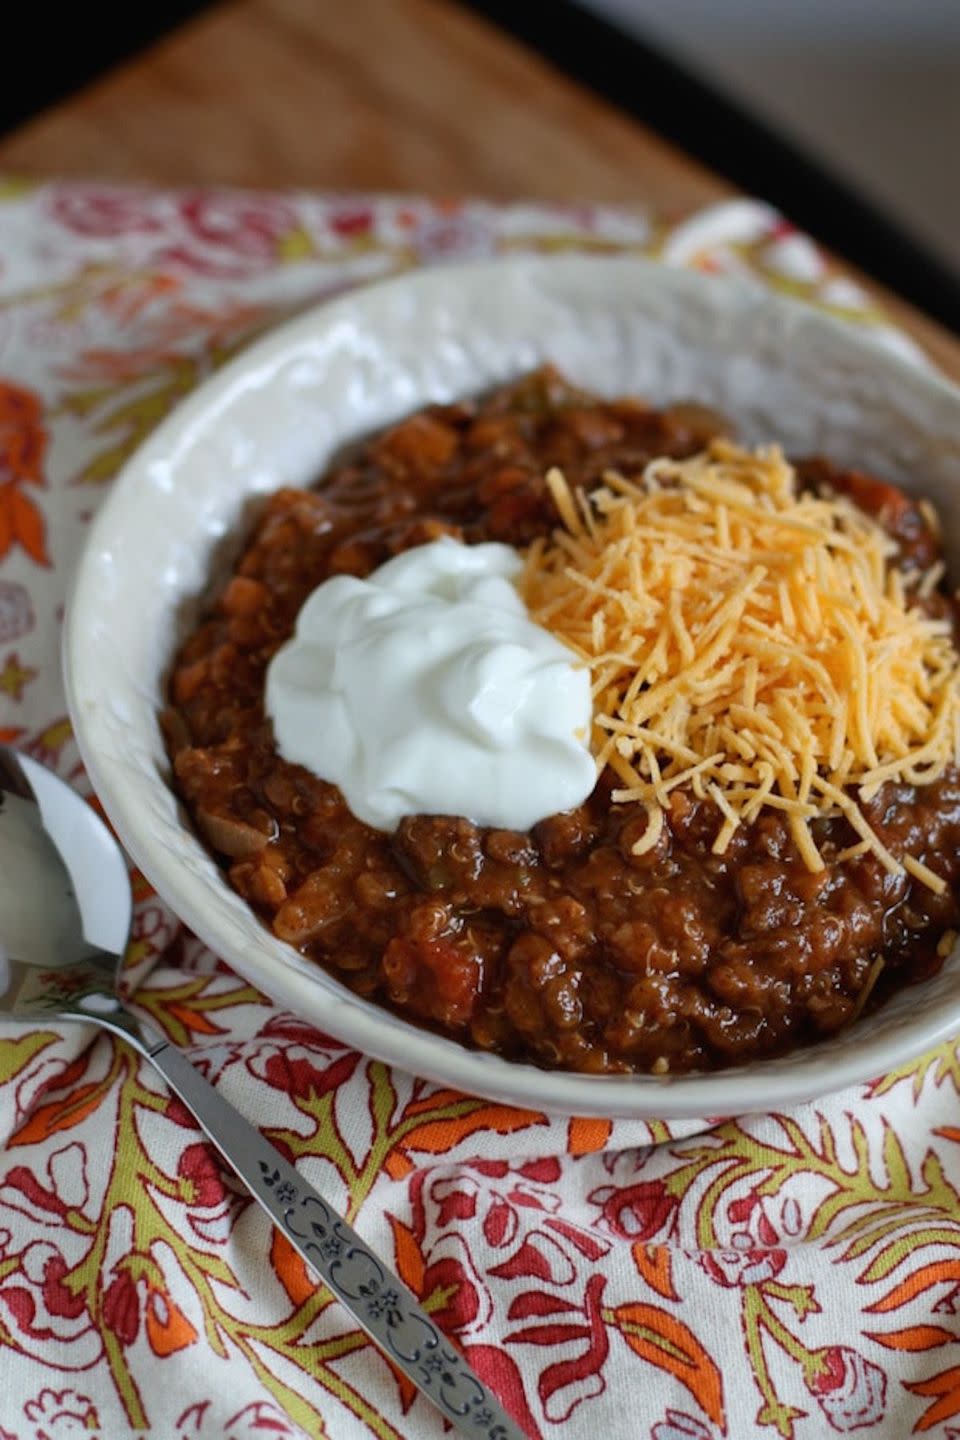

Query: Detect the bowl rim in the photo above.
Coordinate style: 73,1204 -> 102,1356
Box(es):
63,253 -> 960,1119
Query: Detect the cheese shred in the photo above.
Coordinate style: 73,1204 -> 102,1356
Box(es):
519,440 -> 960,890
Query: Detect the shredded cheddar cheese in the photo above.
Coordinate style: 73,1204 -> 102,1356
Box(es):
518,440 -> 960,888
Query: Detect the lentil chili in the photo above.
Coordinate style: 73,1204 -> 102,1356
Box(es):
164,367 -> 960,1074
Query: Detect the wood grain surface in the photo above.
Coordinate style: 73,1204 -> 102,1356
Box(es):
0,0 -> 957,377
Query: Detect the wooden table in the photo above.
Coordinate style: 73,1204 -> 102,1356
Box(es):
1,0 -> 958,378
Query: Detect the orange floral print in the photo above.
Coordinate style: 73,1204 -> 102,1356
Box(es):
567,1117 -> 613,1155
611,1302 -> 726,1429
145,1285 -> 198,1357
904,1364 -> 960,1431
0,381 -> 50,566
269,1229 -> 314,1309
631,1242 -> 678,1301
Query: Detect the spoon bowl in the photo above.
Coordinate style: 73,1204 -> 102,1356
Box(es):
0,747 -> 132,1022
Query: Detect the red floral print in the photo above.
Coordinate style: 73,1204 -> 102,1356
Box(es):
698,1245 -> 788,1288
101,1271 -> 139,1346
507,1273 -> 610,1423
39,1253 -> 85,1323
48,184 -> 164,237
176,1144 -> 228,1210
245,1014 -> 359,1097
808,1346 -> 887,1432
23,1387 -> 100,1440
588,1179 -> 677,1240
165,192 -> 302,276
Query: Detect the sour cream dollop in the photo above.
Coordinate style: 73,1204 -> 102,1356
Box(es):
265,536 -> 595,832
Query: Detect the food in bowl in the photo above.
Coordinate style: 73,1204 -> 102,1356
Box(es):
163,366 -> 960,1075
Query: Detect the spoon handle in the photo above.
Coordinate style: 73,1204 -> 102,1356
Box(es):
144,1040 -> 527,1440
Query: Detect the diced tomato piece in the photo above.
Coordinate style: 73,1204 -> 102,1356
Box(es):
383,937 -> 481,1028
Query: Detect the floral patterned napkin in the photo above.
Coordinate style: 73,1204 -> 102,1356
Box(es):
0,180 -> 957,1440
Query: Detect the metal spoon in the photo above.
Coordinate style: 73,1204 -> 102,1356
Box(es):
0,745 -> 526,1440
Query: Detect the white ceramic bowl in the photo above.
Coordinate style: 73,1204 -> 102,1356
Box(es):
64,256 -> 960,1118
